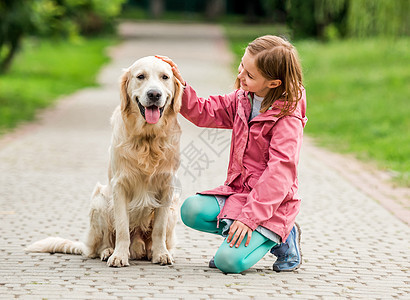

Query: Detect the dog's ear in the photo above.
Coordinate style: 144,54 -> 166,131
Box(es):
172,77 -> 183,113
120,69 -> 131,115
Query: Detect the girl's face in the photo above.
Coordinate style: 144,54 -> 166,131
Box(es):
237,50 -> 280,97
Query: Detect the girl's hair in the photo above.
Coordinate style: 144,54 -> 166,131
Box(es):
235,35 -> 303,118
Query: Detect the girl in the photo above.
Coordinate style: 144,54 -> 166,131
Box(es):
157,35 -> 307,274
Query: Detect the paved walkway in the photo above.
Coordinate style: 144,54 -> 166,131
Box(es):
0,22 -> 409,299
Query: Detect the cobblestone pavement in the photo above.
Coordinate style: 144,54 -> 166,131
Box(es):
1,22 -> 409,299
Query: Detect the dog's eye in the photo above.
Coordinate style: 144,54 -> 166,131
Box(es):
137,74 -> 145,80
162,75 -> 169,80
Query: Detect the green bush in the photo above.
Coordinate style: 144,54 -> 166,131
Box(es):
347,0 -> 410,37
261,0 -> 409,39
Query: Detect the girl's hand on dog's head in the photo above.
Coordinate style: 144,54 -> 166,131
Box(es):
155,55 -> 186,86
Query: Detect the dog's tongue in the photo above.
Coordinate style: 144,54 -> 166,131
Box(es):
145,106 -> 160,124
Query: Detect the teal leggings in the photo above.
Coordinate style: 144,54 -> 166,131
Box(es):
180,194 -> 277,274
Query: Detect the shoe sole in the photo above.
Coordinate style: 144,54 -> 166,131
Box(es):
273,222 -> 302,272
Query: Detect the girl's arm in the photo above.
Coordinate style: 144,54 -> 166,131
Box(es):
156,55 -> 236,129
235,116 -> 304,230
180,84 -> 236,129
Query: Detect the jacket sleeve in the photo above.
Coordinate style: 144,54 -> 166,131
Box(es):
235,116 -> 304,230
179,83 -> 237,129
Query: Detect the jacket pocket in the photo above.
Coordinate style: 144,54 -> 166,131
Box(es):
244,174 -> 259,190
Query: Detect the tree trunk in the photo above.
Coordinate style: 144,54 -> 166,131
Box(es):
205,0 -> 226,20
150,0 -> 165,19
0,35 -> 21,74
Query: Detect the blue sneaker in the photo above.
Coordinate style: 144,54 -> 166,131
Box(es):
209,256 -> 216,268
270,223 -> 302,272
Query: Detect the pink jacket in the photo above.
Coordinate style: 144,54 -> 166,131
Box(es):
180,84 -> 307,242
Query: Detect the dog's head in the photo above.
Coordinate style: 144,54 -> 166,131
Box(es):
120,56 -> 183,125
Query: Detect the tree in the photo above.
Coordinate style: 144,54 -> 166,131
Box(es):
314,0 -> 347,38
285,0 -> 317,38
347,0 -> 410,37
150,0 -> 164,18
262,0 -> 409,39
205,0 -> 226,20
0,0 -> 126,74
0,0 -> 32,73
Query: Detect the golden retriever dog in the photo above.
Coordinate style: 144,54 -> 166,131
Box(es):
26,56 -> 183,267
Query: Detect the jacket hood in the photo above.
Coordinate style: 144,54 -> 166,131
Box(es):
243,88 -> 307,127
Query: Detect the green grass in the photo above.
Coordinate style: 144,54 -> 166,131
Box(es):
223,24 -> 410,186
0,37 -> 116,133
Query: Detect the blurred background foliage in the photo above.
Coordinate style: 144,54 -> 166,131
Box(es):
0,0 -> 125,72
123,0 -> 409,39
1,0 -> 409,73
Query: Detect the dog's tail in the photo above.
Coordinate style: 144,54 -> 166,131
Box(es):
25,237 -> 85,255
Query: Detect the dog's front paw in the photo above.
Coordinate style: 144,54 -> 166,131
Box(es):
152,249 -> 174,265
100,248 -> 114,261
107,250 -> 129,267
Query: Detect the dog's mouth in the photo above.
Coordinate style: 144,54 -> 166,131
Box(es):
136,98 -> 165,124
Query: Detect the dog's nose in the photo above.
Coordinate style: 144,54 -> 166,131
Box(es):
147,89 -> 162,102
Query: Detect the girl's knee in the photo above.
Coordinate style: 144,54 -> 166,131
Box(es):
214,247 -> 247,274
180,195 -> 209,229
213,233 -> 274,274
180,194 -> 221,234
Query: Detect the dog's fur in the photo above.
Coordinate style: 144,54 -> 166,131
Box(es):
26,56 -> 183,267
